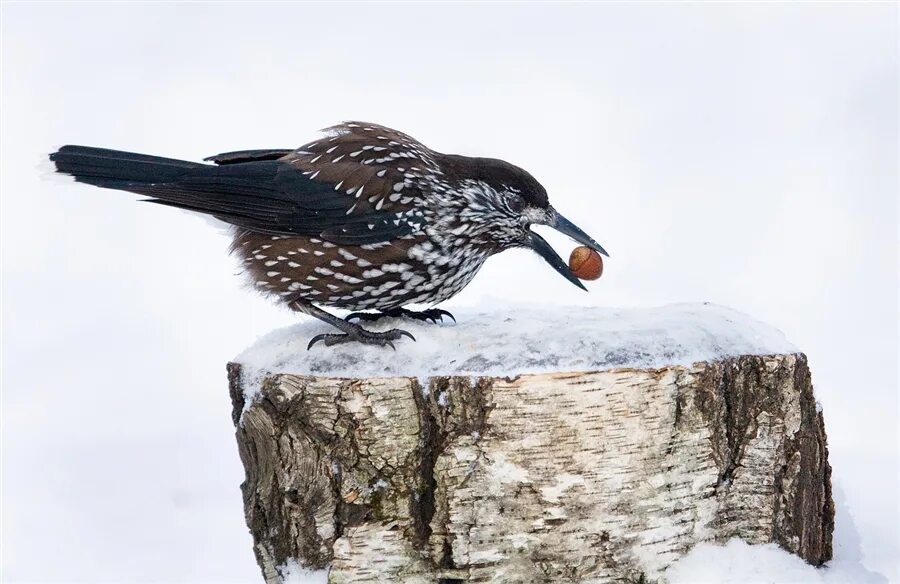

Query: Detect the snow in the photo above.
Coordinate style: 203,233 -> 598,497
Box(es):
665,539 -> 887,584
233,302 -> 797,409
666,484 -> 890,583
276,560 -> 327,584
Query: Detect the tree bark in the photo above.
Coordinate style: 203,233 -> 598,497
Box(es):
228,353 -> 833,583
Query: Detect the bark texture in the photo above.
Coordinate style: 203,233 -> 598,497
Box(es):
228,353 -> 833,583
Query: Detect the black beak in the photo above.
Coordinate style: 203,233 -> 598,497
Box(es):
527,208 -> 608,291
549,209 -> 608,257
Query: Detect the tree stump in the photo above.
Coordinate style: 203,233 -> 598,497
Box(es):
227,304 -> 833,583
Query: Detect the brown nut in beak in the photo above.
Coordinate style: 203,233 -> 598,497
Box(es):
569,246 -> 604,280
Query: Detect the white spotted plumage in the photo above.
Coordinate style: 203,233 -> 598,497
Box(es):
232,121 -> 552,315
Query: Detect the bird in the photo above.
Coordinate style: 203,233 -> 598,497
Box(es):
49,122 -> 608,349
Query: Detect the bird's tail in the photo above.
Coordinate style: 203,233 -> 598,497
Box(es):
47,145 -> 299,235
49,145 -> 205,190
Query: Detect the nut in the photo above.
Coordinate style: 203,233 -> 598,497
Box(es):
568,246 -> 604,280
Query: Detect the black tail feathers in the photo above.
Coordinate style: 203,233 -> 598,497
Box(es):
47,145 -> 308,236
49,145 -> 204,190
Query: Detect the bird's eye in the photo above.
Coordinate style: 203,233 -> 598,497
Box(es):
507,196 -> 526,213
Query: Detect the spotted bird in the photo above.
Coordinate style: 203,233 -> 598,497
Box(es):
50,122 -> 608,348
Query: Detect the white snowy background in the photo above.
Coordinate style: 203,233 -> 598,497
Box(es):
1,2 -> 897,582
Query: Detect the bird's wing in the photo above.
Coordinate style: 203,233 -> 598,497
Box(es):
51,123 -> 440,245
277,121 -> 444,244
204,149 -> 295,165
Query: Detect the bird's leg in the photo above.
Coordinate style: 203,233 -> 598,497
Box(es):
345,307 -> 456,324
289,298 -> 416,350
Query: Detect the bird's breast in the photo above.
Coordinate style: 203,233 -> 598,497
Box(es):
232,230 -> 487,311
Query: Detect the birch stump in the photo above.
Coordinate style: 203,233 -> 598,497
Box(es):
228,304 -> 833,583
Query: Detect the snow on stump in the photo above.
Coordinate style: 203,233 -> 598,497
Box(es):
227,304 -> 834,583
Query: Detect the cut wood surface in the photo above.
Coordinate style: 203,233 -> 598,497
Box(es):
228,351 -> 833,583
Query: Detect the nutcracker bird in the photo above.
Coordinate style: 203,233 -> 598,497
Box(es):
50,122 -> 608,348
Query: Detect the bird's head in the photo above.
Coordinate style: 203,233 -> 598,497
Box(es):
438,155 -> 608,290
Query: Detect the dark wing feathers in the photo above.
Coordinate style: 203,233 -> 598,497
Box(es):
204,149 -> 294,165
49,144 -> 416,244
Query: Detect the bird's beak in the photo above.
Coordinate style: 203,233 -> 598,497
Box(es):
527,207 -> 608,291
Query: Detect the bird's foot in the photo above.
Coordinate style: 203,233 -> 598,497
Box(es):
307,325 -> 415,350
345,307 -> 456,324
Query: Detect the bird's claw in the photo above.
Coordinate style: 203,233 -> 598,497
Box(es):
423,308 -> 456,324
307,327 -> 416,350
344,308 -> 456,324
